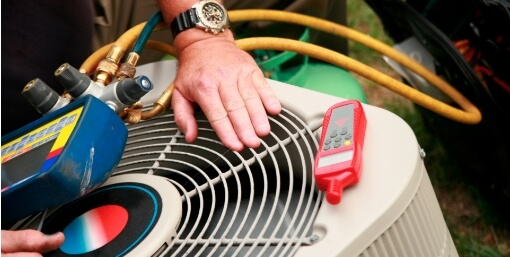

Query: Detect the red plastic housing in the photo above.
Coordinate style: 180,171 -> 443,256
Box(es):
314,100 -> 367,205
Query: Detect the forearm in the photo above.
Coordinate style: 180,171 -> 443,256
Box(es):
157,0 -> 224,18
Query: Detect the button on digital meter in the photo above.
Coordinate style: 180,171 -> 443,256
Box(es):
1,95 -> 128,228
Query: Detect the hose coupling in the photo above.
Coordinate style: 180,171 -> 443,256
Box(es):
116,52 -> 140,80
95,45 -> 125,85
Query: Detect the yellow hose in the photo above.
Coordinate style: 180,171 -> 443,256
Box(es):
79,21 -> 167,74
228,9 -> 481,124
80,43 -> 113,74
80,9 -> 482,124
113,22 -> 167,53
236,37 -> 481,124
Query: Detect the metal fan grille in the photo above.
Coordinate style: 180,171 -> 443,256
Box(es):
113,107 -> 323,257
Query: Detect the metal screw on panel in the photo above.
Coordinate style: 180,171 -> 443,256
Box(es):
309,234 -> 320,244
419,148 -> 426,159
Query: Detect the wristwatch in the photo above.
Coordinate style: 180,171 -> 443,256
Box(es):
170,0 -> 230,38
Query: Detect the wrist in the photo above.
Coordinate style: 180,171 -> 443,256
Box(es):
173,28 -> 235,53
163,0 -> 232,53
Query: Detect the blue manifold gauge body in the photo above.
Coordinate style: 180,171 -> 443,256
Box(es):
1,95 -> 127,228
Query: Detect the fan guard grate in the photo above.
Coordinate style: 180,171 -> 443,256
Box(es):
113,107 -> 323,257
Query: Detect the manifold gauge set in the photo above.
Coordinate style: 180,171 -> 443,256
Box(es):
1,63 -> 182,256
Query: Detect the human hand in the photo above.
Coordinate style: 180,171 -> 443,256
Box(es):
1,229 -> 64,257
172,30 -> 282,151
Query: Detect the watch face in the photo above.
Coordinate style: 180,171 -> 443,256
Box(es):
195,1 -> 229,34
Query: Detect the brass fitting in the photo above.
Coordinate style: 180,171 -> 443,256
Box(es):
122,108 -> 143,124
95,45 -> 125,85
116,52 -> 140,80
153,83 -> 174,111
120,83 -> 174,122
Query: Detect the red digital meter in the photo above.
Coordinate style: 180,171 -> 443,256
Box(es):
314,100 -> 367,205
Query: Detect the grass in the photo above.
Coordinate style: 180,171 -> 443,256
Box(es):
345,0 -> 510,256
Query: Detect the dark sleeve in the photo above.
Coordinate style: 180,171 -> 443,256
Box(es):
1,0 -> 94,135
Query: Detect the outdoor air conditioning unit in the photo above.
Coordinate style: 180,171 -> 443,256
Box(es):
130,60 -> 459,257
17,60 -> 458,257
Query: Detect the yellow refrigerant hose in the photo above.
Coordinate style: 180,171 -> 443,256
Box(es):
80,9 -> 482,125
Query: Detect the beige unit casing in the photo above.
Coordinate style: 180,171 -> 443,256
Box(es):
136,60 -> 458,257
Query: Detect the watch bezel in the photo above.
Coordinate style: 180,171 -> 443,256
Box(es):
193,0 -> 230,34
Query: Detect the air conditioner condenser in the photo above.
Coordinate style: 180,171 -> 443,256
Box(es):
132,60 -> 459,257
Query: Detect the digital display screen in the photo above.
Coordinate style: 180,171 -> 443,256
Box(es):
317,149 -> 353,168
1,138 -> 57,189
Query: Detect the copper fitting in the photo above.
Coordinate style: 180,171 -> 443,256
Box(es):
115,81 -> 174,124
95,45 -> 125,85
116,52 -> 140,80
153,83 -> 174,111
122,108 -> 143,124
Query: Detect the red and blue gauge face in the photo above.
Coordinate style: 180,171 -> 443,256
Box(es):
60,205 -> 129,254
40,183 -> 162,257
